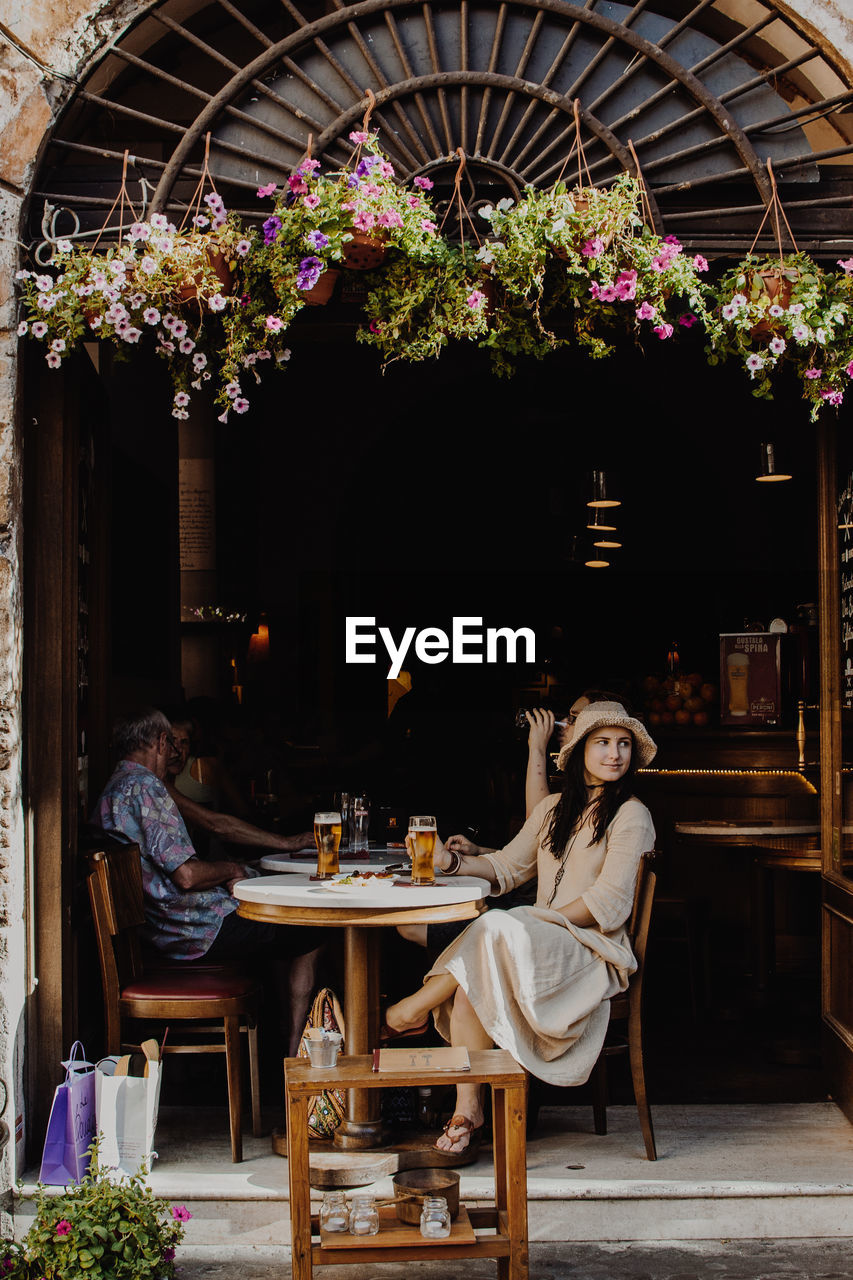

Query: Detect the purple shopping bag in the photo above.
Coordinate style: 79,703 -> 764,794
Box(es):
39,1041 -> 96,1185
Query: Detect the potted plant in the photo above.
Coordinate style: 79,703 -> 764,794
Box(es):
478,173 -> 716,363
16,195 -> 248,419
257,131 -> 441,311
1,1140 -> 191,1279
356,238 -> 492,365
706,252 -> 853,419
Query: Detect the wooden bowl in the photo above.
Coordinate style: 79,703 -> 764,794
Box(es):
392,1168 -> 460,1224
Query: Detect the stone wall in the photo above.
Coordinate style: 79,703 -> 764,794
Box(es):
0,0 -> 850,1200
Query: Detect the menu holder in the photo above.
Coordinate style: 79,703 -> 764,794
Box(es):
372,1046 -> 470,1073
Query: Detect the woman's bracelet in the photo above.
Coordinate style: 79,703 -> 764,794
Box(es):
443,849 -> 462,875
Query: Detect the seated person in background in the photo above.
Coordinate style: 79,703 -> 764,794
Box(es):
93,708 -> 323,1056
384,701 -> 656,1155
164,713 -> 313,858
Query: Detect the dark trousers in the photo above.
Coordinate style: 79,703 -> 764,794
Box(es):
206,910 -> 326,1063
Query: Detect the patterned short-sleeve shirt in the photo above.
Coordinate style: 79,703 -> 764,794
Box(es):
93,759 -> 237,960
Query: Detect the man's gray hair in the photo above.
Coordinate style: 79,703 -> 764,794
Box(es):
113,708 -> 172,759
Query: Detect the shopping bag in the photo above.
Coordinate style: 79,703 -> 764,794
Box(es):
39,1041 -> 97,1185
95,1039 -> 162,1174
298,988 -> 346,1139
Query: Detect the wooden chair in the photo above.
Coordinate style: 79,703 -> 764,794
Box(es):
527,852 -> 658,1160
589,851 -> 657,1160
87,840 -> 262,1162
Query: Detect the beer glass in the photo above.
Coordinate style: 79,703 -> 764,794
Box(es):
407,815 -> 437,885
314,810 -> 342,879
726,651 -> 750,717
334,792 -> 351,850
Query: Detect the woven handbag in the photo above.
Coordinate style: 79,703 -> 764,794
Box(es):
297,987 -> 346,1139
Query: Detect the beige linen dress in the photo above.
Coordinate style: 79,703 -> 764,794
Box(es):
425,793 -> 655,1086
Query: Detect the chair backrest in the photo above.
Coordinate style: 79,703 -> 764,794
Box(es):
87,843 -> 147,1050
625,851 -> 657,1003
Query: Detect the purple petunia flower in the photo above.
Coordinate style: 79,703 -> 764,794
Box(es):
263,216 -> 282,245
296,256 -> 325,291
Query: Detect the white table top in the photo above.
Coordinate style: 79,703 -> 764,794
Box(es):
234,872 -> 490,911
675,822 -> 821,837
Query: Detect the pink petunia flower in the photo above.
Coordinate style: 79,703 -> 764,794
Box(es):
174,392 -> 190,408
693,254 -> 709,272
466,289 -> 487,310
171,1205 -> 193,1223
303,193 -> 320,209
257,182 -> 278,198
266,316 -> 283,331
654,323 -> 674,340
353,210 -> 376,231
838,258 -> 853,274
822,389 -> 844,405
233,398 -> 250,414
349,131 -> 370,144
414,175 -> 434,190
582,236 -> 606,259
420,219 -> 437,233
636,301 -> 656,321
805,368 -> 822,379
55,1220 -> 72,1237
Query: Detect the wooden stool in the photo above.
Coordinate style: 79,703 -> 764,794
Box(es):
284,1050 -> 529,1280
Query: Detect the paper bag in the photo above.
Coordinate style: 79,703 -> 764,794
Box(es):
39,1041 -> 97,1185
95,1042 -> 162,1174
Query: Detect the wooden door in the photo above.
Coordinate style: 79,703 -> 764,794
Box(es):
818,419 -> 853,1121
24,347 -> 111,1145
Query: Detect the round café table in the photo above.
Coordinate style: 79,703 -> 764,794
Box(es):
233,871 -> 489,1150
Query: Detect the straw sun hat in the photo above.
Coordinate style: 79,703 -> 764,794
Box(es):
555,700 -> 657,772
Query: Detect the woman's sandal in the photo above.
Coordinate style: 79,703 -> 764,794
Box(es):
433,1114 -> 484,1159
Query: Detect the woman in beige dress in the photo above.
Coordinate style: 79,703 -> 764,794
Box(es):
384,701 -> 656,1154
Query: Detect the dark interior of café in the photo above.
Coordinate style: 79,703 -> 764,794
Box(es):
66,307 -> 833,1117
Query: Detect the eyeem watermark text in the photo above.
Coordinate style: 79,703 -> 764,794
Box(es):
345,616 -> 536,679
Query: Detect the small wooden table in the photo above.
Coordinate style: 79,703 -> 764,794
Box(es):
285,1050 -> 529,1280
234,873 -> 488,1149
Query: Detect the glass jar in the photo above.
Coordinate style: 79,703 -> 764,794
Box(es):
419,1195 -> 451,1238
319,1191 -> 349,1233
348,1193 -> 380,1236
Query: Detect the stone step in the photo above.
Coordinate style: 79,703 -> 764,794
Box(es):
14,1102 -> 853,1249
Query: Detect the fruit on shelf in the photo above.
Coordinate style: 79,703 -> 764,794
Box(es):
641,668 -> 718,727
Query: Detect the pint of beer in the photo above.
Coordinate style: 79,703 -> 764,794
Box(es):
407,815 -> 437,885
726,651 -> 750,717
314,811 -> 342,879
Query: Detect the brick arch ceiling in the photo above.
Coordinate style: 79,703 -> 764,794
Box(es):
30,0 -> 853,258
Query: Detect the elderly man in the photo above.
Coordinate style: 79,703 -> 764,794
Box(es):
93,707 -> 323,1055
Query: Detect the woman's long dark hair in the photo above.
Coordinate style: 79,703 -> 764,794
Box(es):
544,729 -> 639,856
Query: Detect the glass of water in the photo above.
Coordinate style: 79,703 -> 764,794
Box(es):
349,794 -> 370,855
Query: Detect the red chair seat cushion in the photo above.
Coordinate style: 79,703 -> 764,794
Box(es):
122,970 -> 258,1001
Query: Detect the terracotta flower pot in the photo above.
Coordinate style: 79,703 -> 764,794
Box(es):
343,229 -> 388,270
177,247 -> 234,303
749,267 -> 799,339
299,267 -> 340,306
